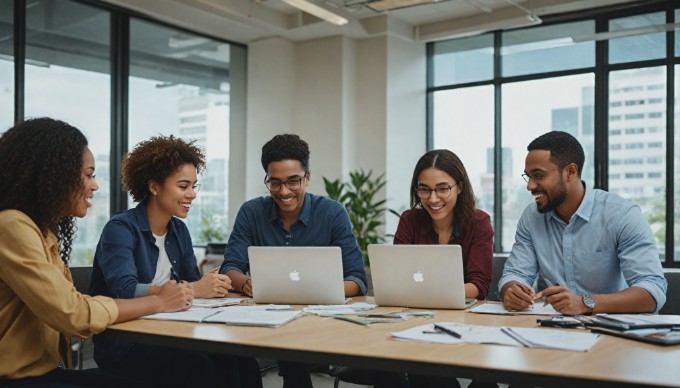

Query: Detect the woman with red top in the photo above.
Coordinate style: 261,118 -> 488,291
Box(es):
394,149 -> 493,299
398,149 -> 495,388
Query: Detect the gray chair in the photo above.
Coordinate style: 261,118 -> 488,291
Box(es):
199,242 -> 227,275
486,255 -> 508,301
69,266 -> 94,370
659,271 -> 680,315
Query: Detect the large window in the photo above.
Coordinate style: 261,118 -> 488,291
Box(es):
609,67 -> 667,256
4,0 -> 243,265
128,19 -> 231,245
502,74 -> 594,251
24,0 -> 110,266
430,4 -> 679,266
0,1 -> 13,130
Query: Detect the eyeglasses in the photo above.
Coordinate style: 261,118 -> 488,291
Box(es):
416,183 -> 458,200
264,172 -> 307,192
522,168 -> 556,183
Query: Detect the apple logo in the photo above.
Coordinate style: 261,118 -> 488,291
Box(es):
413,270 -> 424,283
289,270 -> 301,282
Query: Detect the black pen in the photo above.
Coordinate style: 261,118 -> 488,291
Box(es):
433,323 -> 462,339
170,266 -> 182,283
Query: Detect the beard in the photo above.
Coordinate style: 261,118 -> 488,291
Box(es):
536,178 -> 567,214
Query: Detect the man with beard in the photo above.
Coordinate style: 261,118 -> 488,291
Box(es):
220,133 -> 367,388
499,131 -> 666,315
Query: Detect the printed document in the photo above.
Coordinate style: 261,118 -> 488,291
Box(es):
470,302 -> 559,315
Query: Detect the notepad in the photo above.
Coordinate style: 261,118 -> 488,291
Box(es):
142,305 -> 303,327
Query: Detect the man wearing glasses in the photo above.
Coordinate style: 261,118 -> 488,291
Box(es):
219,134 -> 367,387
499,131 -> 667,315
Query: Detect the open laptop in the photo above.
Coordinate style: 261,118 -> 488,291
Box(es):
368,244 -> 474,309
248,246 -> 346,305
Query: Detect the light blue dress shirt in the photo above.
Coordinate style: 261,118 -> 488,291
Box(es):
499,182 -> 667,312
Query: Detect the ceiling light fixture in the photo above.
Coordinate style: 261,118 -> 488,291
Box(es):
364,0 -> 444,12
281,0 -> 349,25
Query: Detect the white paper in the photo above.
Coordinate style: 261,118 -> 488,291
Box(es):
303,302 -> 376,316
470,302 -> 559,315
204,306 -> 303,327
390,322 -> 601,352
142,308 -> 224,322
192,297 -> 245,308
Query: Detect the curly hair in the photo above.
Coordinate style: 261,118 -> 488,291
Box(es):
528,131 -> 585,176
261,134 -> 310,172
0,118 -> 88,265
409,149 -> 477,237
122,135 -> 206,202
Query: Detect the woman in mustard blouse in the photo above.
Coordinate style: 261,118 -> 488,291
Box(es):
0,118 -> 192,387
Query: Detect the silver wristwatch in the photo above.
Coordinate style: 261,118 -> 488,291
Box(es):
582,294 -> 595,315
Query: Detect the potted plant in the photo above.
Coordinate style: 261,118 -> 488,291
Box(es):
323,169 -> 398,267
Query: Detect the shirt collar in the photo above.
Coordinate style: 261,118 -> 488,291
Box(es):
134,200 -> 177,236
549,180 -> 592,223
267,192 -> 312,226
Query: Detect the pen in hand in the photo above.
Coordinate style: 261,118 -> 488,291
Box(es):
433,323 -> 462,339
170,266 -> 182,283
538,279 -> 560,306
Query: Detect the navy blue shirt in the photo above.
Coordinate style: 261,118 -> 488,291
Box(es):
220,192 -> 367,295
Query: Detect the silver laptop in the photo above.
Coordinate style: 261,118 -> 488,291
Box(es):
248,246 -> 345,305
368,244 -> 472,309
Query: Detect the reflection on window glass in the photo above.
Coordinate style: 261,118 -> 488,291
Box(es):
609,67 -> 666,259
675,64 -> 679,262
432,86 -> 494,223
501,74 -> 594,251
24,0 -> 110,266
129,19 -> 231,246
502,21 -> 594,77
676,9 -> 680,57
432,34 -> 493,86
609,12 -> 665,64
0,0 -> 13,130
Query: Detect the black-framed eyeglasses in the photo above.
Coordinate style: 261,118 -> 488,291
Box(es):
416,183 -> 458,200
264,172 -> 307,192
521,168 -> 556,184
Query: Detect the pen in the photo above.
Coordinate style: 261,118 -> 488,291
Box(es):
541,280 -> 560,307
433,323 -> 462,339
170,266 -> 182,283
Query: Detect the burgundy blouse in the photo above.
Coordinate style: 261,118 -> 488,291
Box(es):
393,208 -> 494,299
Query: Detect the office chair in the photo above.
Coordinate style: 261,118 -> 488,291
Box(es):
486,255 -> 508,301
69,266 -> 94,370
660,271 -> 680,315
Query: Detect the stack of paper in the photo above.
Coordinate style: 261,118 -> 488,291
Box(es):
470,302 -> 559,315
192,297 -> 245,308
390,322 -> 601,352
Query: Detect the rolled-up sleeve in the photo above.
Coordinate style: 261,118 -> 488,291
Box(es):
221,204 -> 253,275
331,206 -> 367,295
616,206 -> 667,312
499,208 -> 539,291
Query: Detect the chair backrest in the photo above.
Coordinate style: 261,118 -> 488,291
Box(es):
486,255 -> 508,301
659,270 -> 680,315
200,242 -> 227,275
70,266 -> 93,295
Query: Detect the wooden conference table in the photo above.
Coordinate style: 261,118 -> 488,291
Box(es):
107,297 -> 680,388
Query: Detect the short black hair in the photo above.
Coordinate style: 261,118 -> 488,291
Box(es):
527,131 -> 585,177
261,134 -> 310,172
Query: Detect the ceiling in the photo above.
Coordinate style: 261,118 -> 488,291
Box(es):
104,0 -> 644,43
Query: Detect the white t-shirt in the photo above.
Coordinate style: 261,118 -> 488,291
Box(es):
150,233 -> 172,286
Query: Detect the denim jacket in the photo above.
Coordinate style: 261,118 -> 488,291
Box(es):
89,200 -> 200,364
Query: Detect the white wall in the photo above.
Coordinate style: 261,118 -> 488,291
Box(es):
242,33 -> 426,235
